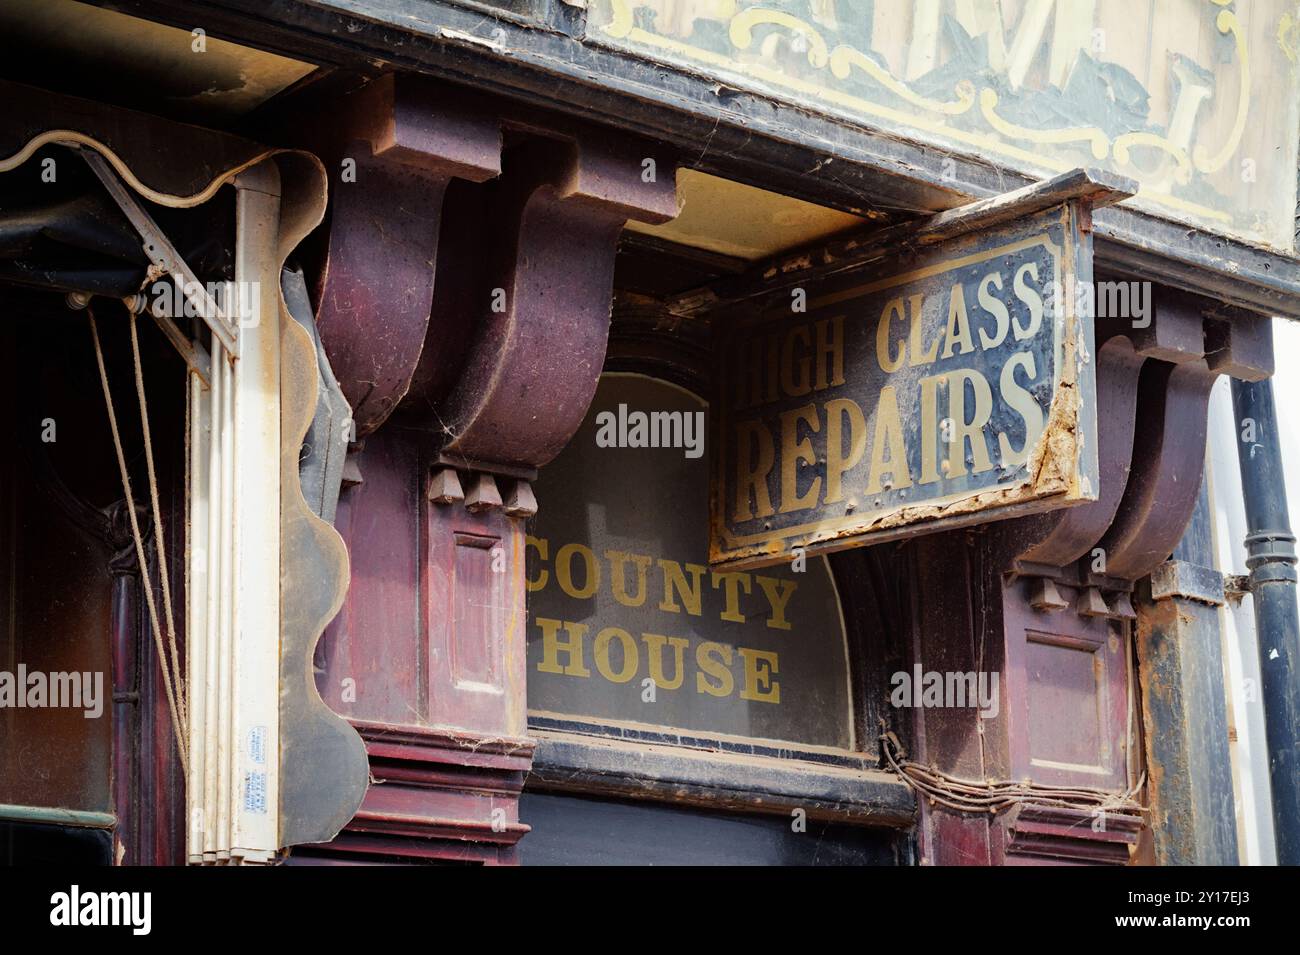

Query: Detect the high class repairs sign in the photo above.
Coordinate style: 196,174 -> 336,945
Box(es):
711,202 -> 1098,570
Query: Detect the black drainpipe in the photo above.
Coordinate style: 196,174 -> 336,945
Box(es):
1231,377 -> 1300,865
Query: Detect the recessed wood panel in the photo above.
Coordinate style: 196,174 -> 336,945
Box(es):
426,503 -> 526,737
449,533 -> 504,690
1025,630 -> 1108,774
1003,578 -> 1131,790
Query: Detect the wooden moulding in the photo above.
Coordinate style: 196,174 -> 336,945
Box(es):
528,730 -> 916,828
297,721 -> 535,864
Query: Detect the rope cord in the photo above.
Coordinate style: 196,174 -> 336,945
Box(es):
89,309 -> 189,775
128,314 -> 187,732
881,726 -> 1145,819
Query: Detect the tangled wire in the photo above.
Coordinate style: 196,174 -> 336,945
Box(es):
881,726 -> 1146,820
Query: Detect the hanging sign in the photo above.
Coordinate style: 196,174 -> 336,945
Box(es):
711,199 -> 1100,570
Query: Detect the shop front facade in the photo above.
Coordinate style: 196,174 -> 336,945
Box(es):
1,0 -> 1297,866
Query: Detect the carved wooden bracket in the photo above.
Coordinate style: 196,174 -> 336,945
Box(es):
1000,292 -> 1273,601
306,445 -> 542,862
298,76 -> 677,865
918,296 -> 1272,865
423,137 -> 677,473
1009,332 -> 1145,573
311,75 -> 503,438
309,74 -> 678,457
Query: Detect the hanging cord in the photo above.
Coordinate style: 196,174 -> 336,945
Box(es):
881,724 -> 1145,820
127,311 -> 187,732
88,308 -> 189,775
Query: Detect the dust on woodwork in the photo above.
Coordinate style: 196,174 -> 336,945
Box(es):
527,536 -> 795,703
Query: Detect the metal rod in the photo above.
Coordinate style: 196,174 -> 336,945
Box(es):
77,146 -> 240,357
0,804 -> 116,829
1231,376 -> 1300,865
146,298 -> 212,388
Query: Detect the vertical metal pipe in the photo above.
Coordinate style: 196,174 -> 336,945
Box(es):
1231,377 -> 1300,865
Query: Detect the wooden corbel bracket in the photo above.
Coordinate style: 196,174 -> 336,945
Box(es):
413,131 -> 679,474
309,73 -> 678,462
312,75 -> 503,438
1002,293 -> 1274,595
1006,330 -> 1147,573
1092,296 -> 1250,582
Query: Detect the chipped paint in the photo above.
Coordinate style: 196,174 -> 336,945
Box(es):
711,198 -> 1100,570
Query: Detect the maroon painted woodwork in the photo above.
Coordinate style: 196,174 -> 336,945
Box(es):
912,291 -> 1273,866
305,427 -> 538,862
1007,293 -> 1272,595
1004,805 -> 1142,865
1014,333 -> 1145,570
1097,359 -> 1218,580
311,75 -> 502,438
307,73 -> 677,458
333,722 -> 532,865
908,531 -> 1008,866
1001,578 -> 1130,791
424,470 -> 529,735
427,137 -> 677,472
317,430 -> 423,728
297,74 -> 680,862
912,530 -> 1140,866
1094,296 -> 1265,581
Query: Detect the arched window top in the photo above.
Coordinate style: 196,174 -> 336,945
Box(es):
527,372 -> 854,752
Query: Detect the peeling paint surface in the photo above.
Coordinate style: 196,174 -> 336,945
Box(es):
711,202 -> 1098,570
